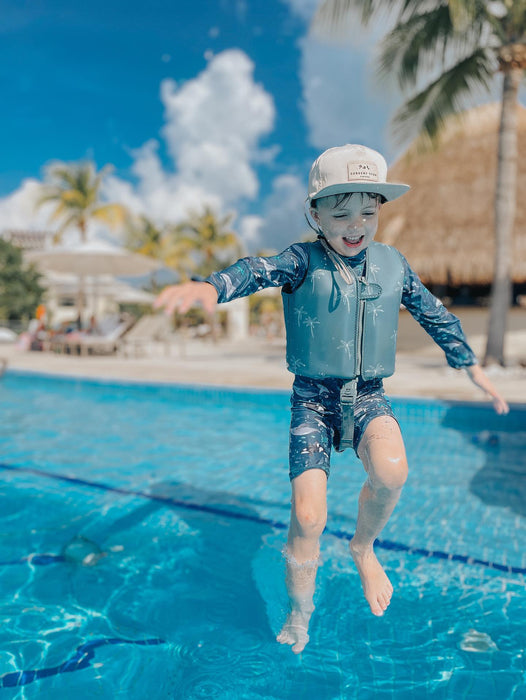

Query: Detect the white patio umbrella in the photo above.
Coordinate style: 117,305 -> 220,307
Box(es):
104,281 -> 156,305
25,239 -> 162,277
25,240 -> 163,324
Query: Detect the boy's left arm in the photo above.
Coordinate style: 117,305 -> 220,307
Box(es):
400,256 -> 509,415
464,364 -> 509,414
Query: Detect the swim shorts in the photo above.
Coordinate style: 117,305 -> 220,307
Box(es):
288,375 -> 397,481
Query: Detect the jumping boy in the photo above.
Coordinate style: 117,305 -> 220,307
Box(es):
154,144 -> 509,654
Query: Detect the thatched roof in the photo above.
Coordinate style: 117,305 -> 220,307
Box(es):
378,103 -> 526,285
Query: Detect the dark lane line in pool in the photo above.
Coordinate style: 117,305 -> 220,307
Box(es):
0,637 -> 165,689
0,554 -> 64,566
1,462 -> 524,576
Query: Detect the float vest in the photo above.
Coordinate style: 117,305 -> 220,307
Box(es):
282,240 -> 404,380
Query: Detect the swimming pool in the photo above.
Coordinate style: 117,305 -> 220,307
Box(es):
0,370 -> 524,699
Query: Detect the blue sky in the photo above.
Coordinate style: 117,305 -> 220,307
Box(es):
0,0 -> 481,252
4,0 -> 313,192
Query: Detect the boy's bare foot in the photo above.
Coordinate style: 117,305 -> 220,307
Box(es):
277,604 -> 314,654
349,541 -> 393,616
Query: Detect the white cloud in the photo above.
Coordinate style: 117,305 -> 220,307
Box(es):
239,215 -> 264,251
102,171 -> 146,216
279,0 -> 318,22
0,177 -> 109,244
0,179 -> 56,233
161,50 -> 274,201
0,49 -> 276,240
279,2 -> 402,161
105,49 -> 276,227
299,32 -> 398,158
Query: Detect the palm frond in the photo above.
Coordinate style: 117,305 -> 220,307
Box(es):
378,3 -> 495,90
514,1 -> 526,33
91,165 -> 113,207
448,0 -> 478,31
167,232 -> 199,249
91,203 -> 128,229
61,190 -> 87,208
313,0 -> 390,34
76,162 -> 94,195
125,215 -> 164,252
165,206 -> 241,277
93,164 -> 112,192
34,186 -> 63,209
48,201 -> 73,222
396,0 -> 442,23
51,213 -> 80,245
53,163 -> 85,189
44,163 -> 71,181
391,47 -> 496,147
36,160 -> 129,242
378,6 -> 456,89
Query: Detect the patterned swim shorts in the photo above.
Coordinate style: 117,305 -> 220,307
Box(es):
288,375 -> 397,481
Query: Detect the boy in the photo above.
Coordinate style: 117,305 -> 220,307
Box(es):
154,144 -> 509,654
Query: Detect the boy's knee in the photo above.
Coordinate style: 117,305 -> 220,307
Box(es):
293,499 -> 327,536
370,455 -> 408,492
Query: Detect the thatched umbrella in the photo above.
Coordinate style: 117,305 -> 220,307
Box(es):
378,103 -> 526,287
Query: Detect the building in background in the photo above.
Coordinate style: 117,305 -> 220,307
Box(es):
378,103 -> 526,306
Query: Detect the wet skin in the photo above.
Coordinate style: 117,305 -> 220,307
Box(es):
310,193 -> 381,258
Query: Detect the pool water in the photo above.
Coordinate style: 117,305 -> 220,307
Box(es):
0,371 -> 525,699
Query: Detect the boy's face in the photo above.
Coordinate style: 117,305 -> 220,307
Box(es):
311,193 -> 380,257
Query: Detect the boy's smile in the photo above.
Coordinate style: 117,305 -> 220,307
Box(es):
311,193 -> 381,257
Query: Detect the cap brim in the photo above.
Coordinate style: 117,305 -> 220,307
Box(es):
310,182 -> 410,202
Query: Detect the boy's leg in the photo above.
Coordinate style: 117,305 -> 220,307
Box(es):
350,415 -> 408,616
277,468 -> 327,654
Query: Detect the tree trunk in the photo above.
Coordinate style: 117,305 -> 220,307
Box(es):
76,274 -> 86,331
79,219 -> 87,244
483,68 -> 521,366
76,220 -> 88,328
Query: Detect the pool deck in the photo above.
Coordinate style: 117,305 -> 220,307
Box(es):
2,322 -> 525,404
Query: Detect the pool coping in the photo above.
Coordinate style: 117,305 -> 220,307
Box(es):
6,366 -> 526,413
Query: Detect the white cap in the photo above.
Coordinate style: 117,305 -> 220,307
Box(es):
308,144 -> 410,202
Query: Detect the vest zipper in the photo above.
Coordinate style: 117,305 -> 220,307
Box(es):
351,254 -> 367,378
347,265 -> 362,377
356,279 -> 365,377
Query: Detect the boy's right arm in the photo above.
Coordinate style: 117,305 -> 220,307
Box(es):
154,244 -> 309,315
153,281 -> 218,315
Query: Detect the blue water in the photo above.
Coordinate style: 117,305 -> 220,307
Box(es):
0,371 -> 525,699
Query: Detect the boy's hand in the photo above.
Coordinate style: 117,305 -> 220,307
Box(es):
464,364 -> 510,415
153,281 -> 218,316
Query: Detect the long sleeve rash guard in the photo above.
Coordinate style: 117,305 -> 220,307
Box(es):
206,242 -> 477,369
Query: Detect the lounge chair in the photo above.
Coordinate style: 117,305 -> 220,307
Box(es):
51,315 -> 134,356
119,314 -> 172,357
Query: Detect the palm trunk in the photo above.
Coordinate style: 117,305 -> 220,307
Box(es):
77,219 -> 88,328
77,274 -> 86,331
483,68 -> 521,366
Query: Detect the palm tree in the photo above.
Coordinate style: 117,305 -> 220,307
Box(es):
167,206 -> 243,279
164,206 -> 243,341
315,0 -> 526,366
126,214 -> 165,259
36,161 -> 128,244
124,214 -> 170,292
35,161 -> 129,326
125,208 -> 242,294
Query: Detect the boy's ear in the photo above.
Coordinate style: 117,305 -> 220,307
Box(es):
310,208 -> 319,223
